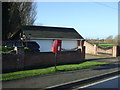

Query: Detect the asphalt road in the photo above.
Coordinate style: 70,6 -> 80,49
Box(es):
78,76 -> 119,88
2,55 -> 119,89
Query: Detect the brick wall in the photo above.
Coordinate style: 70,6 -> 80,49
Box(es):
118,46 -> 120,56
83,41 -> 95,54
2,47 -> 85,73
113,46 -> 120,57
2,54 -> 18,72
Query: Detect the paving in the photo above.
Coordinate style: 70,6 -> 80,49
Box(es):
2,54 -> 119,89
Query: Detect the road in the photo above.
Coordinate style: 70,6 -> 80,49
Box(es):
78,76 -> 119,88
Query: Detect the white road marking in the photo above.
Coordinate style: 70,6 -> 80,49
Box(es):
78,75 -> 119,88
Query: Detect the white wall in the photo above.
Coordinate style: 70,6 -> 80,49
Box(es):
62,40 -> 78,50
32,39 -> 78,52
32,40 -> 53,52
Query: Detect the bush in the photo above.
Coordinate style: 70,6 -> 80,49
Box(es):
2,47 -> 13,52
24,47 -> 32,53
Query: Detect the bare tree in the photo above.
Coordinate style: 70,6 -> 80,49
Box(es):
2,2 -> 37,40
19,2 -> 37,25
105,35 -> 113,44
114,34 -> 120,45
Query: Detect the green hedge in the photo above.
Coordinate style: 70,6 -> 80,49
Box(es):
2,47 -> 13,52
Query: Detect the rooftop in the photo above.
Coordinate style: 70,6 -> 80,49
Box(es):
22,25 -> 84,39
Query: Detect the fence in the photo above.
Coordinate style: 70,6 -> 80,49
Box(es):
84,41 -> 120,57
2,46 -> 85,73
97,46 -> 113,55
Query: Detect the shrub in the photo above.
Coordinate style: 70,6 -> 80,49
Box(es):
2,47 -> 13,52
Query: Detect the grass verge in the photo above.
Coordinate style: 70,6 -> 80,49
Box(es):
1,61 -> 108,81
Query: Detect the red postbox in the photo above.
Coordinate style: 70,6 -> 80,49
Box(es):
52,40 -> 62,53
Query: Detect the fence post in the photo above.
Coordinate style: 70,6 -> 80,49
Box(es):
94,44 -> 98,55
112,46 -> 117,57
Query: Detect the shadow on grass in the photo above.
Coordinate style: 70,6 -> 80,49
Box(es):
92,63 -> 120,70
85,57 -> 116,61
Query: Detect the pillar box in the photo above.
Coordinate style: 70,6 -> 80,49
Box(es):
52,40 -> 62,53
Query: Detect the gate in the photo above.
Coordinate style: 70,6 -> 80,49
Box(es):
97,46 -> 113,56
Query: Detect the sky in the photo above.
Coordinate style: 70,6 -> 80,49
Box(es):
34,2 -> 118,39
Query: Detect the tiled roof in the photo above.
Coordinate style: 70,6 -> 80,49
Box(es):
22,25 -> 84,39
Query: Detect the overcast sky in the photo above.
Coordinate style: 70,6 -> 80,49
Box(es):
34,2 -> 118,39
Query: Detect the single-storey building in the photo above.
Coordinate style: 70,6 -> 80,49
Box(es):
2,25 -> 86,73
21,25 -> 85,52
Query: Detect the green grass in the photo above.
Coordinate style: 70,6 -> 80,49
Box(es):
1,61 -> 108,81
87,42 -> 115,48
98,44 -> 114,48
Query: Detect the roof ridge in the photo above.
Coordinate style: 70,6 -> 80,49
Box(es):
22,25 -> 74,30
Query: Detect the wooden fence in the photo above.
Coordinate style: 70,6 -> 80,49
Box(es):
84,41 -> 120,57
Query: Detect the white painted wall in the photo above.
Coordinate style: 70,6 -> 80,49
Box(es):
62,40 -> 78,50
32,39 -> 78,52
32,40 -> 53,52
